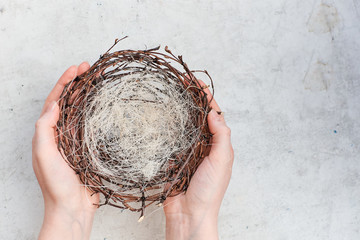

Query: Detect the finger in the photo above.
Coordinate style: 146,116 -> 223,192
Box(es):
41,62 -> 90,116
66,62 -> 90,105
207,109 -> 233,166
196,79 -> 221,112
41,65 -> 78,115
34,101 -> 60,151
78,61 -> 90,75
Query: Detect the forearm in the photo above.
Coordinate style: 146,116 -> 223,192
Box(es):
166,213 -> 218,240
39,205 -> 95,240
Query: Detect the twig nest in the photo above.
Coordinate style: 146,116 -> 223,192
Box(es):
57,37 -> 213,219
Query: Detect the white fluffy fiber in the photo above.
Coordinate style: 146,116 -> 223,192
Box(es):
83,71 -> 201,189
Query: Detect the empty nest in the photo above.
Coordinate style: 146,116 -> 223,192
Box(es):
56,37 -> 213,220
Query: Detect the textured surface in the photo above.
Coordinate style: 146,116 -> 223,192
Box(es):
0,0 -> 359,239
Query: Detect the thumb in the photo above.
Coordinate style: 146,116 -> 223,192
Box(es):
34,101 -> 60,146
207,109 -> 233,165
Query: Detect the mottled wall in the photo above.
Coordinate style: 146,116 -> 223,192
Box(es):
0,0 -> 359,239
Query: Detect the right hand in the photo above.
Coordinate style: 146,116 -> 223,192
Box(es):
164,83 -> 234,240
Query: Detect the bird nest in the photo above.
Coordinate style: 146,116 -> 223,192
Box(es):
57,37 -> 213,220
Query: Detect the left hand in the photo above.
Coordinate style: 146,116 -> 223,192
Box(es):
32,62 -> 99,240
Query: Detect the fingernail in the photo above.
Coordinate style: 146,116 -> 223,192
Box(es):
71,65 -> 78,80
47,101 -> 57,112
209,109 -> 221,120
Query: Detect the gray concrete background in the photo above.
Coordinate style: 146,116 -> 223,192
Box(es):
1,0 -> 359,239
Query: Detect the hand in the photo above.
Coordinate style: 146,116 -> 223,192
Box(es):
164,82 -> 234,240
32,62 -> 99,240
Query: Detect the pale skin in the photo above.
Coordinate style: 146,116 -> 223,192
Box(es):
32,63 -> 234,240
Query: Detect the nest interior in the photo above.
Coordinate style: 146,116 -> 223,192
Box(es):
57,38 -> 213,219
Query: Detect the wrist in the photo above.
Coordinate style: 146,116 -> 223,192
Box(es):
165,212 -> 218,240
39,203 -> 96,240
